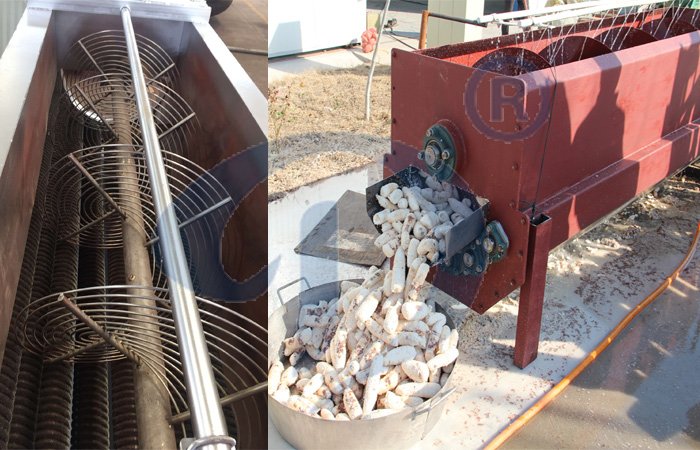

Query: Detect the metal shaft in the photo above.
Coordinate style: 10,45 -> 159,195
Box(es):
111,84 -> 176,449
120,7 -> 231,449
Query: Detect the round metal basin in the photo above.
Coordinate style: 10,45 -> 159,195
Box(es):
268,280 -> 456,450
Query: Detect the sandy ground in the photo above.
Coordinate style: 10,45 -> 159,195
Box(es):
429,175 -> 700,448
268,65 -> 391,199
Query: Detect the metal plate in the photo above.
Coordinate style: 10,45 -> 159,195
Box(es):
296,190 -> 385,267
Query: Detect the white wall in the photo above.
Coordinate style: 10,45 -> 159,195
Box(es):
0,1 -> 26,57
268,0 -> 366,58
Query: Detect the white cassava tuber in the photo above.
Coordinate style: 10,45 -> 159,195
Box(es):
356,290 -> 380,323
374,230 -> 397,247
384,346 -> 417,366
280,366 -> 298,387
376,195 -> 397,211
417,239 -> 438,257
303,373 -> 324,398
383,305 -> 399,335
413,222 -> 427,239
389,208 -> 410,222
362,267 -> 384,289
330,328 -> 348,370
373,210 -> 391,225
400,213 -> 417,249
397,331 -> 426,348
425,176 -> 441,191
407,238 -> 420,264
343,389 -> 363,420
401,301 -> 429,321
412,263 -> 430,290
448,197 -> 472,218
395,382 -> 441,398
388,188 -> 403,205
383,391 -> 407,410
380,182 -> 399,197
391,247 -> 406,293
401,360 -> 430,383
273,385 -> 290,404
427,348 -> 459,372
288,395 -> 320,416
437,325 -> 451,355
362,355 -> 384,415
268,361 -> 283,395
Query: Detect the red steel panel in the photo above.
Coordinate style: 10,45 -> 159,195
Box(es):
389,16 -> 700,315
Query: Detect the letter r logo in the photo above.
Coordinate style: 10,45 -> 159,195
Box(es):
490,77 -> 528,123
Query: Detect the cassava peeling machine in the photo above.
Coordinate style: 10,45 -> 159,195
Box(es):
375,2 -> 700,368
0,1 -> 267,449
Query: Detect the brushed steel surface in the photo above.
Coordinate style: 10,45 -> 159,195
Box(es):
122,7 -> 230,448
28,0 -> 210,23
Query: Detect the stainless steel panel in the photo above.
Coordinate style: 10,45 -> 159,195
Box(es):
28,0 -> 210,23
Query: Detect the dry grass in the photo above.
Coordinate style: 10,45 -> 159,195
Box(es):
268,65 -> 391,199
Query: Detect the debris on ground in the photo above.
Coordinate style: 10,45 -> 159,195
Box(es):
268,65 -> 391,199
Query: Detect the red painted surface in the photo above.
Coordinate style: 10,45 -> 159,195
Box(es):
514,215 -> 552,369
388,10 -> 700,365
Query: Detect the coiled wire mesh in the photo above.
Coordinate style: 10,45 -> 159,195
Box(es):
17,286 -> 267,428
8,28 -> 266,446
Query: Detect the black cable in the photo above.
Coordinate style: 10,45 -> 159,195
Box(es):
388,30 -> 418,50
530,65 -> 559,220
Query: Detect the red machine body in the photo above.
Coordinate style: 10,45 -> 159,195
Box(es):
386,9 -> 700,366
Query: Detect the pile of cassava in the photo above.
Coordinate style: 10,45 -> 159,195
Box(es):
269,175 -> 467,420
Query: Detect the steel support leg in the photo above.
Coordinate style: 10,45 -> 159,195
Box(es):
514,214 -> 552,369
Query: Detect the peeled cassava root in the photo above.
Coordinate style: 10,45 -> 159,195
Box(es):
372,175 -> 473,265
269,267 -> 459,420
268,175 -> 462,420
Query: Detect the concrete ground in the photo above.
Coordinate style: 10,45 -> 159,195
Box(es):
210,0 -> 267,93
503,251 -> 700,449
